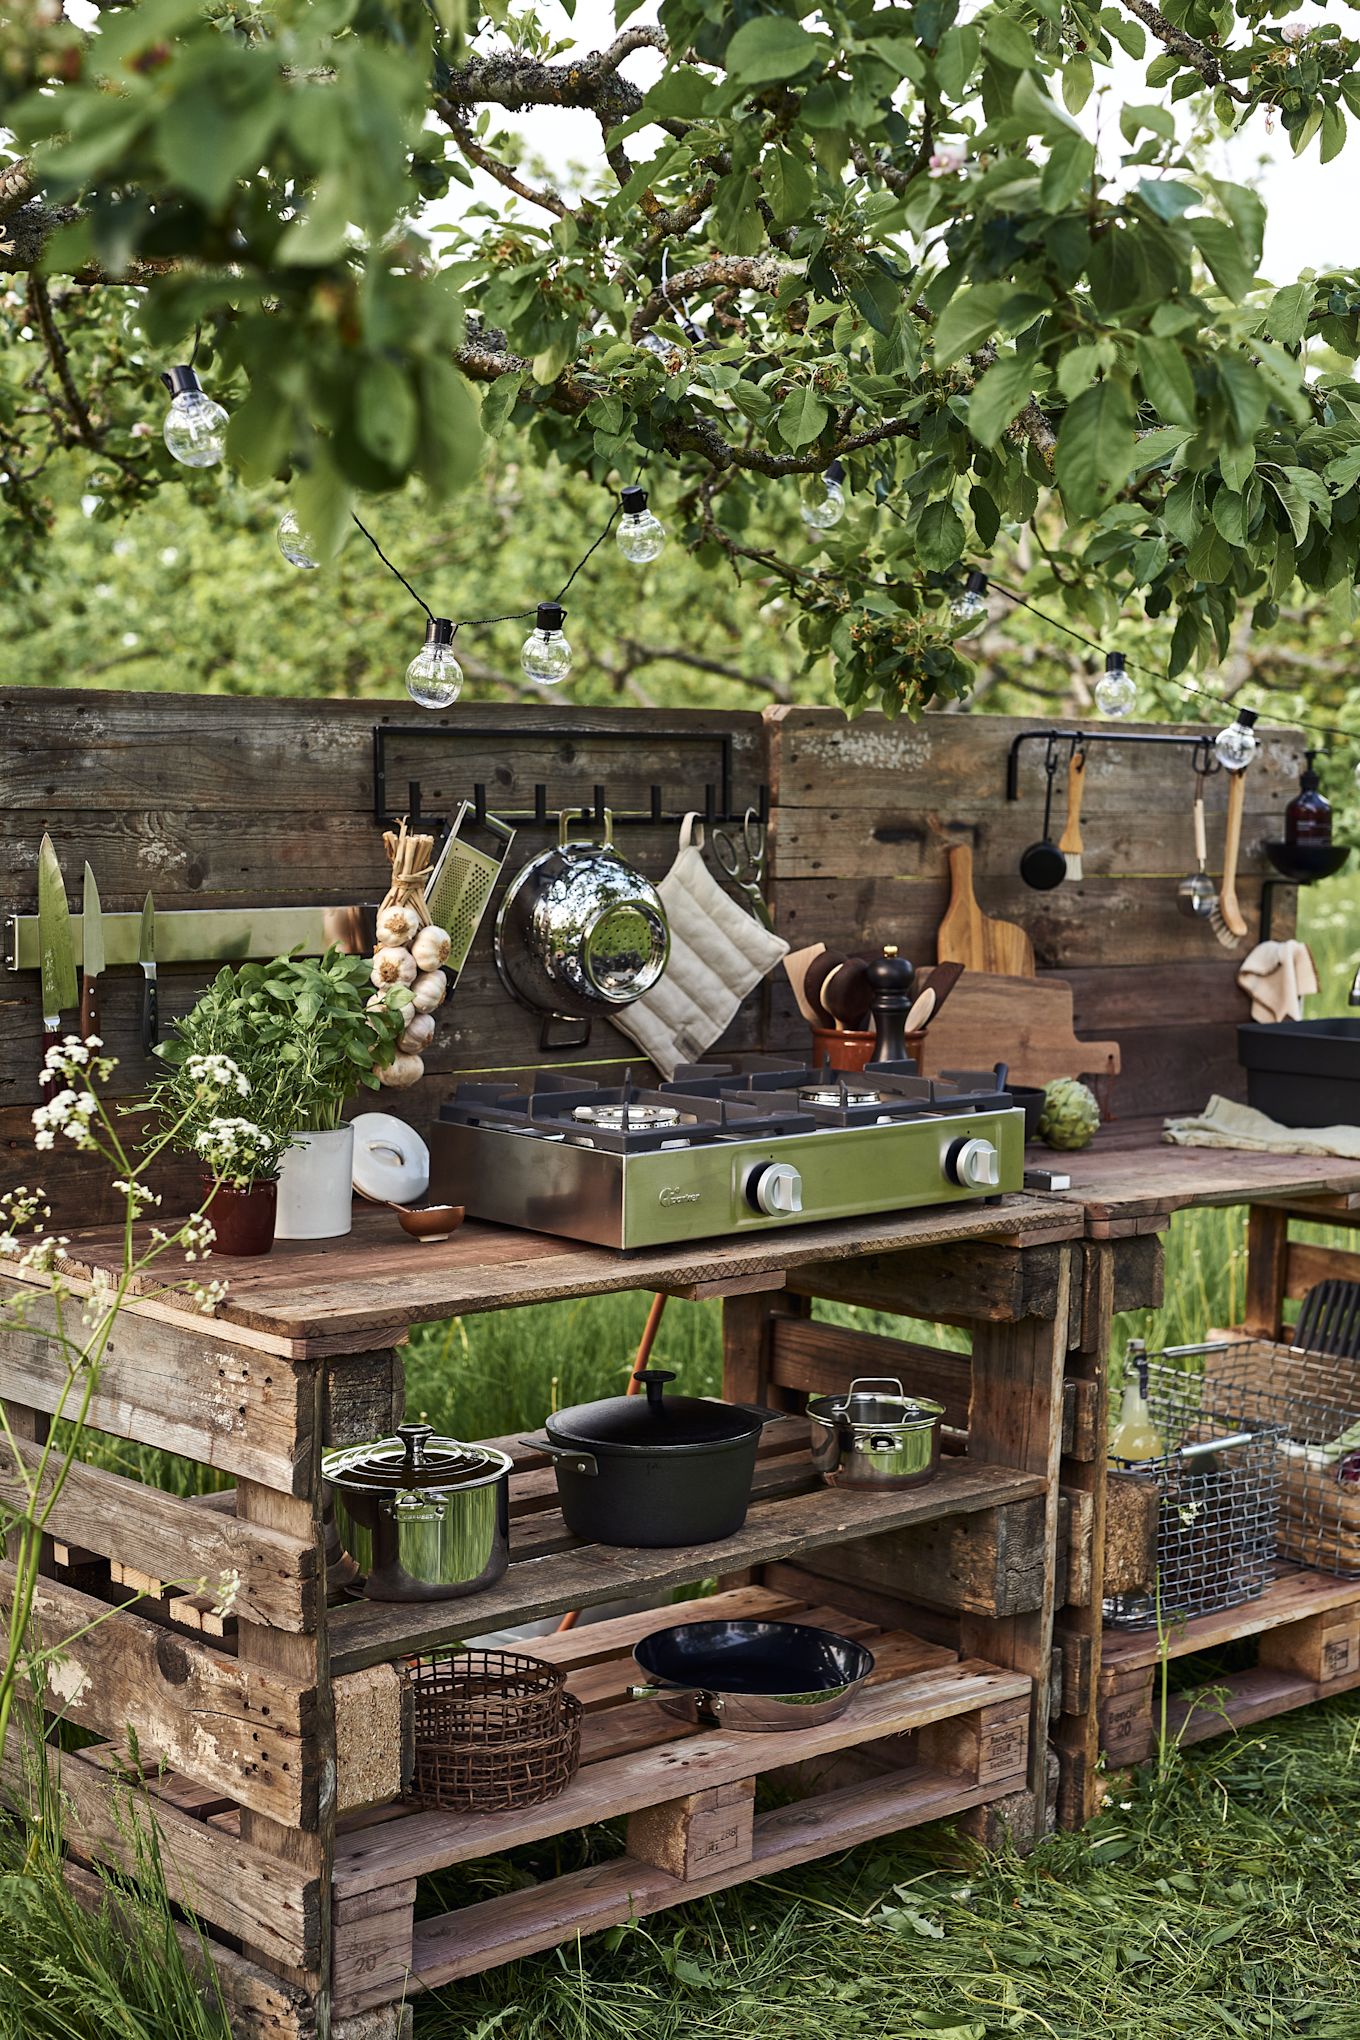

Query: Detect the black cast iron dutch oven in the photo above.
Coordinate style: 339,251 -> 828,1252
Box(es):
524,1369 -> 781,1547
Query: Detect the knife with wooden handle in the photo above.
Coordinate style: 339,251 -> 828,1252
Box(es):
80,862 -> 104,1043
138,891 -> 159,1052
37,833 -> 77,1070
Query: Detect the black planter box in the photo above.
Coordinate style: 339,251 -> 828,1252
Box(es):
1238,1019 -> 1360,1128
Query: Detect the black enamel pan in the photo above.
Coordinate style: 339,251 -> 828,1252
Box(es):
628,1618 -> 875,1731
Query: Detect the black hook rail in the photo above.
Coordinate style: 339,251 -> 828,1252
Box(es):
1006,727 -> 1221,802
372,722 -> 768,837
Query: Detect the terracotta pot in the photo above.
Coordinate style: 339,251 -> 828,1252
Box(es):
205,1179 -> 277,1257
810,1027 -> 928,1075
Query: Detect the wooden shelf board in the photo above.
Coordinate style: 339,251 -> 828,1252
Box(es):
36,1197 -> 1082,1357
404,1760 -> 1017,1992
1167,1660 -> 1360,1749
327,1441 -> 1048,1675
1102,1565 -> 1360,1672
333,1583 -> 1029,1897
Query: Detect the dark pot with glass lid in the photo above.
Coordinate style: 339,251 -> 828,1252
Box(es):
525,1369 -> 779,1547
322,1421 -> 512,1601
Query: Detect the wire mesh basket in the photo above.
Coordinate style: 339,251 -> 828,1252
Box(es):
405,1648 -> 582,1813
1103,1343 -> 1284,1631
1203,1338 -> 1360,1578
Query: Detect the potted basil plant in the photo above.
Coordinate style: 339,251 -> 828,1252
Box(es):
156,951 -> 407,1243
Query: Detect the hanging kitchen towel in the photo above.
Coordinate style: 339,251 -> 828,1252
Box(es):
1163,1094 -> 1360,1160
612,813 -> 787,1078
1236,938 -> 1319,1024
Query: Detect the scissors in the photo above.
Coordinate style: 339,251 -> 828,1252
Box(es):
710,807 -> 774,930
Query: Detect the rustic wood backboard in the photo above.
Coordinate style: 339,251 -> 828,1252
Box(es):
2,690 -> 1304,1219
763,705 -> 1302,1116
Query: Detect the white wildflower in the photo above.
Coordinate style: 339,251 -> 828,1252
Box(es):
185,1053 -> 249,1098
212,1569 -> 242,1618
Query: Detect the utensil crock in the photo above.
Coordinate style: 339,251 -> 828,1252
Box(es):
275,1125 -> 356,1240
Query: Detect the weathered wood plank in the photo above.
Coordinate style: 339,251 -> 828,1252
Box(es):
4,1567 -> 318,1824
0,1434 -> 315,1630
0,1737 -> 319,1967
0,1286 -> 314,1489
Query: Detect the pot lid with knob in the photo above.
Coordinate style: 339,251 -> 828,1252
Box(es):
545,1369 -> 775,1453
322,1419 -> 512,1494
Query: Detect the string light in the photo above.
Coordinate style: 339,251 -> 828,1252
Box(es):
948,569 -> 989,637
160,366 -> 227,468
616,485 -> 666,564
278,509 -> 319,569
1094,651 -> 1137,719
1214,707 -> 1260,771
800,460 -> 846,532
521,602 -> 572,683
406,619 -> 464,708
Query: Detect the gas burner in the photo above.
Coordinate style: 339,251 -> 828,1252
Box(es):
572,1103 -> 690,1131
798,1081 -> 892,1109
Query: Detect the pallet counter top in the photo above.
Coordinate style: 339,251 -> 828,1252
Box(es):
1042,1116 -> 1360,1236
24,1194 -> 1084,1357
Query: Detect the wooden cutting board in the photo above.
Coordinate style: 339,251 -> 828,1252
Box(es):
936,844 -> 1035,978
918,967 -> 1120,1087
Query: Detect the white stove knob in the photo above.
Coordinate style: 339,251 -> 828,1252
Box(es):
946,1136 -> 1000,1189
747,1160 -> 804,1216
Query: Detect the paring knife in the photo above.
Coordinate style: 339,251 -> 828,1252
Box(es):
37,834 -> 78,1065
138,891 -> 158,1052
80,863 -> 104,1043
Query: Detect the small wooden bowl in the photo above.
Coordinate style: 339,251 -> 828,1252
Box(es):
397,1204 -> 465,1244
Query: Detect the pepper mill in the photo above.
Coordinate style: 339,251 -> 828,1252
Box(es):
866,944 -> 915,1064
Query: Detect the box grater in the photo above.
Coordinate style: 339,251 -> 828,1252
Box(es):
425,802 -> 517,987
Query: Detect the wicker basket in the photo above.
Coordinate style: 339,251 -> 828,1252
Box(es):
1203,1341 -> 1360,1578
405,1648 -> 582,1812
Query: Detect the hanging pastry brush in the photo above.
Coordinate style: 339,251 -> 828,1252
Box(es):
1210,764 -> 1249,950
1058,746 -> 1087,882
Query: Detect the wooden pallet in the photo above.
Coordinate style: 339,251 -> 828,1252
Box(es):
327,1585 -> 1032,2014
1098,1566 -> 1360,1767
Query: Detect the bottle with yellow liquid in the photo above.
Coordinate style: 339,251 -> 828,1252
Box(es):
1109,1339 -> 1161,1463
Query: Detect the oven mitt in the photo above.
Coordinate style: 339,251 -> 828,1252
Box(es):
612,813 -> 787,1078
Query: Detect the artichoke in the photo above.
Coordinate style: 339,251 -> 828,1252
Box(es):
1038,1077 -> 1101,1151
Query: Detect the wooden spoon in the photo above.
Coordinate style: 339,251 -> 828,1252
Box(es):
803,950 -> 845,1029
821,955 -> 873,1031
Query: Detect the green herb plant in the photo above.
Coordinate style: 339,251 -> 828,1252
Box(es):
152,948 -> 408,1153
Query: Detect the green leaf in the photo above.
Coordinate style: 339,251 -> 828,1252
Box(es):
933,23 -> 980,98
1193,218 -> 1255,302
1321,102 -> 1347,164
275,171 -> 353,265
415,359 -> 484,500
356,357 -> 418,470
1062,55 -> 1093,112
1136,335 -> 1197,427
1054,378 -> 1138,516
1040,133 -> 1094,210
778,385 -> 829,448
1267,279 -> 1313,350
479,371 -> 523,438
1136,177 -> 1200,223
711,171 -> 763,255
225,383 -> 291,485
983,12 -> 1038,70
724,17 -> 829,86
969,352 -> 1037,446
933,284 -> 1006,367
765,147 -> 817,228
915,496 -> 965,570
1215,354 -> 1268,444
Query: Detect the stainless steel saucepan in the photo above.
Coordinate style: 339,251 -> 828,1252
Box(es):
323,1421 -> 512,1602
806,1376 -> 944,1490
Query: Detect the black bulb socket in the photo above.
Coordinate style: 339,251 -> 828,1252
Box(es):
535,602 -> 566,634
161,364 -> 203,397
424,617 -> 456,649
1105,650 -> 1126,674
964,569 -> 989,597
1236,708 -> 1259,730
824,459 -> 846,487
620,486 -> 649,515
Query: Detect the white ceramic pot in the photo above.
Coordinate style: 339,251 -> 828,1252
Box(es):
274,1126 -> 356,1241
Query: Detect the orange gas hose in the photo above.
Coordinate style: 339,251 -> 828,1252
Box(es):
555,1292 -> 669,1632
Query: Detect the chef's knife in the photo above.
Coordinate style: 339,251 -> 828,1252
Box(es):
80,863 -> 104,1043
37,834 -> 78,1065
138,892 -> 158,1053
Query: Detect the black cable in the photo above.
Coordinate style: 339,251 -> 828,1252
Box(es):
351,513 -> 435,623
556,502 -> 621,601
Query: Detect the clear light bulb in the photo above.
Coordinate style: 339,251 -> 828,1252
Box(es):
406,619 -> 464,709
1095,652 -> 1137,719
800,460 -> 846,532
278,509 -> 319,570
521,602 -> 572,684
616,485 -> 666,564
1214,708 -> 1259,771
160,366 -> 227,468
948,570 -> 989,638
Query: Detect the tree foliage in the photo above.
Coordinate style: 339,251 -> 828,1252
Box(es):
4,0 -> 1360,718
